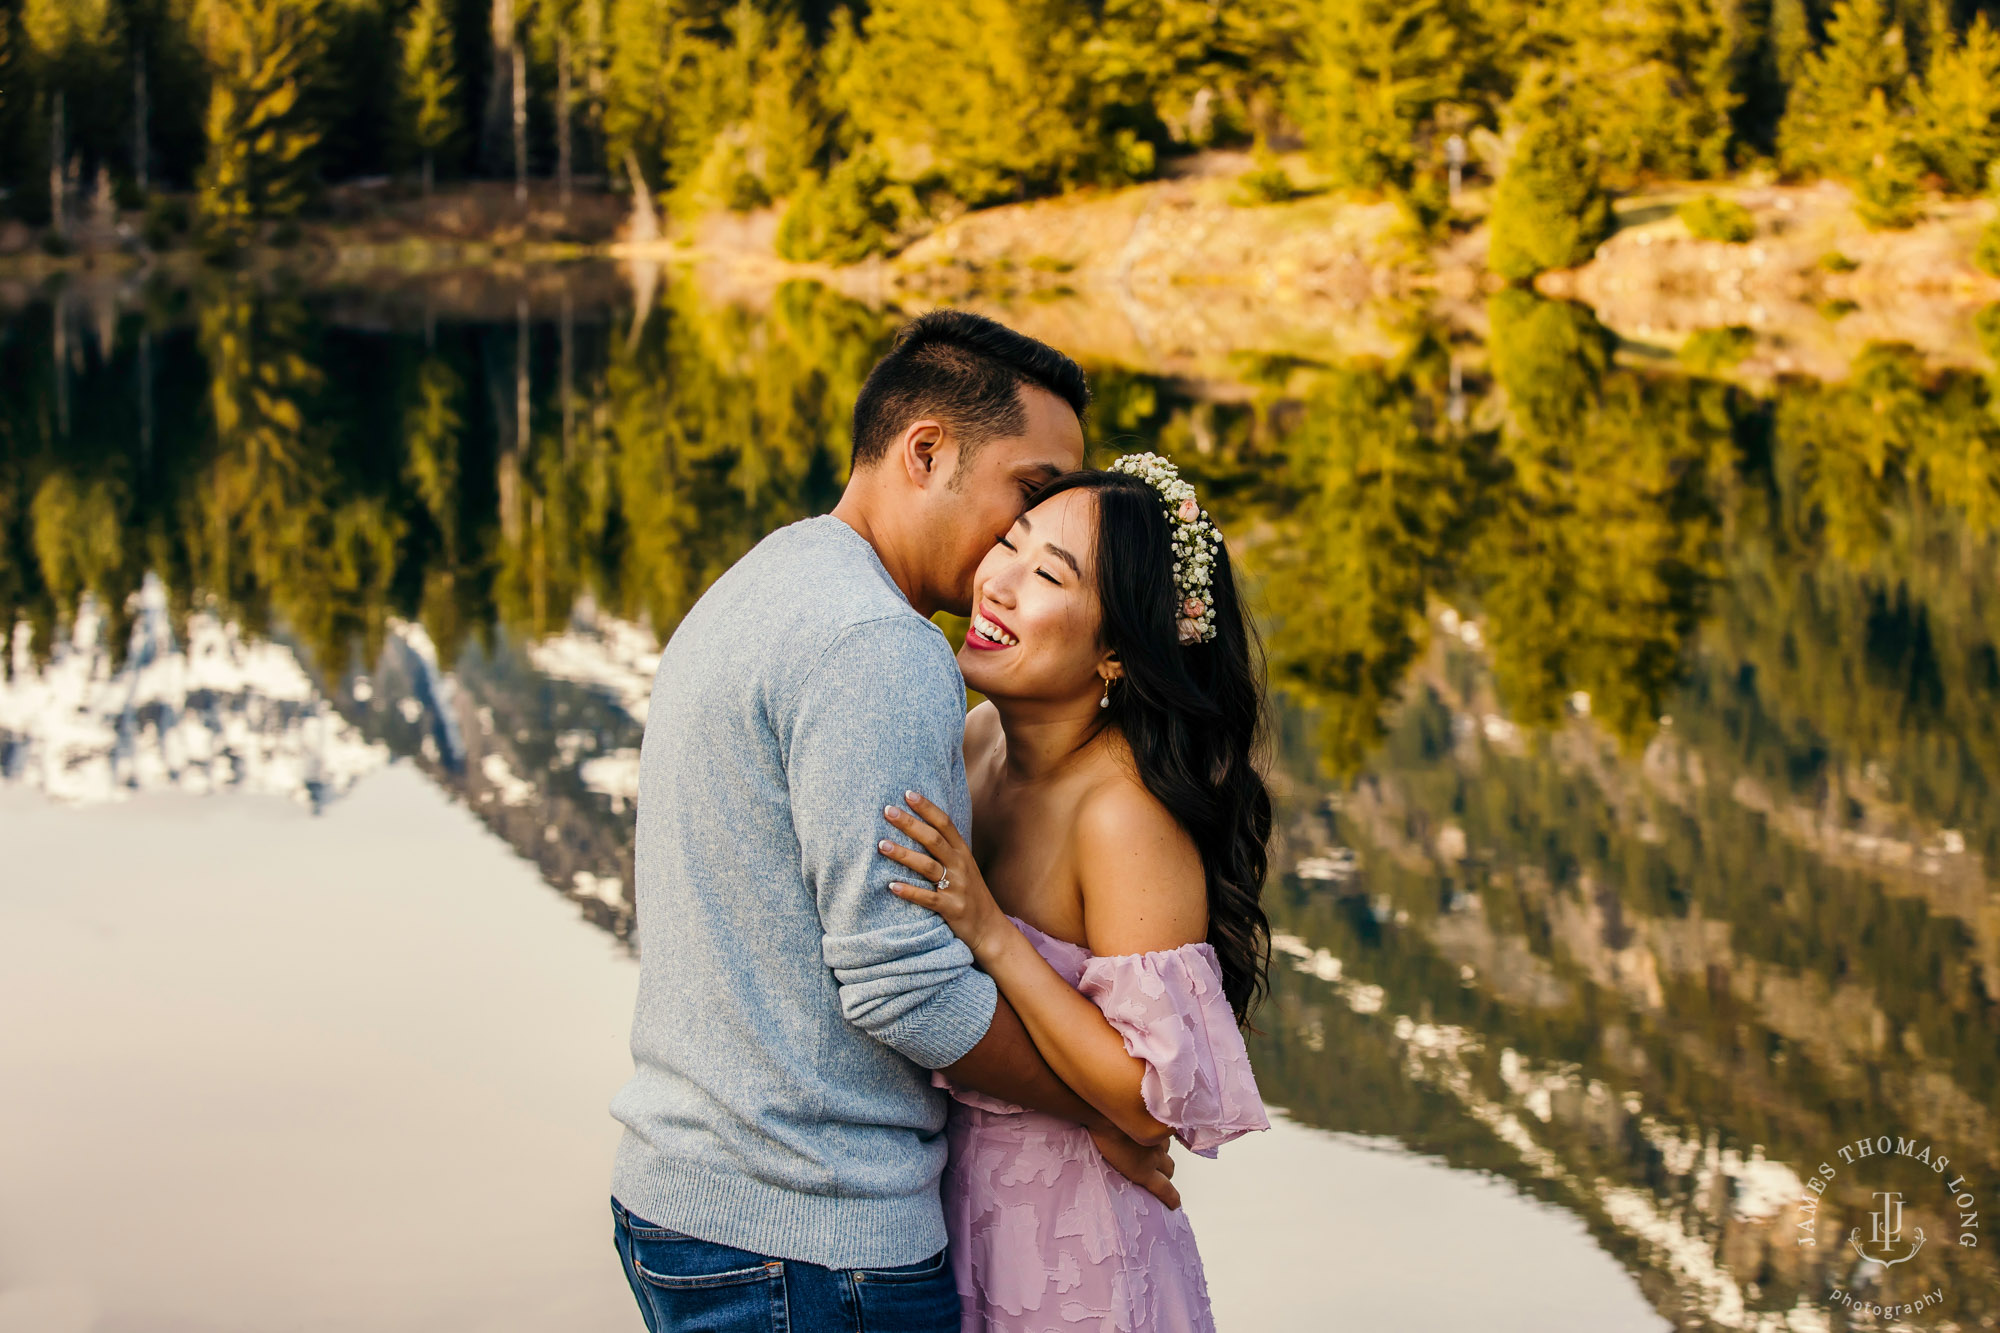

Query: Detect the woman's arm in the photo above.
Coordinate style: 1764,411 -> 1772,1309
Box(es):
881,786 -> 1208,1147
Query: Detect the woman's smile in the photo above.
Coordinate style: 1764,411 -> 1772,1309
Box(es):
967,609 -> 1019,650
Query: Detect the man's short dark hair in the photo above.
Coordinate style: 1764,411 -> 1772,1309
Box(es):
850,310 -> 1090,473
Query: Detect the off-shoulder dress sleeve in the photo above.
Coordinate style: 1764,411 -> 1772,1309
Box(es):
1076,941 -> 1270,1157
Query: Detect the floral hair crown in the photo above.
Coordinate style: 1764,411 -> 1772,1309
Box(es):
1107,451 -> 1219,645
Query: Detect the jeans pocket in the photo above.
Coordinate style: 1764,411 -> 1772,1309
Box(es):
850,1248 -> 948,1286
624,1227 -> 786,1332
852,1249 -> 959,1331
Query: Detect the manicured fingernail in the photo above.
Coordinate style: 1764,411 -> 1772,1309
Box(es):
885,805 -> 899,818
906,791 -> 923,803
878,840 -> 893,852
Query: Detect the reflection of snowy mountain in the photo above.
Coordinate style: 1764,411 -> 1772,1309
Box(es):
0,577 -> 387,808
525,597 -> 661,724
353,609 -> 651,931
1265,927 -> 1826,1333
0,578 -> 652,933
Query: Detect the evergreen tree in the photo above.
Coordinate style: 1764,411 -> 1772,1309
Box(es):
0,22 -> 14,208
1910,12 -> 2000,194
1291,0 -> 1482,203
1770,0 -> 1816,88
1851,83 -> 1925,223
311,0 -> 404,186
398,0 -> 460,194
1085,0 -> 1297,151
1585,0 -> 1746,180
565,0 -> 614,183
602,0 -> 685,204
1476,291 -> 1721,747
195,0 -> 325,258
675,1 -> 820,215
832,0 -> 1154,209
1486,95 -> 1613,281
530,0 -> 592,204
1778,0 -> 1909,176
740,4 -> 816,199
402,354 -> 465,562
116,0 -> 211,199
22,0 -> 124,227
776,146 -> 913,260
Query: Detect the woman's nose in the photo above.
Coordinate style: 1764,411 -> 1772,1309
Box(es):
984,564 -> 1020,606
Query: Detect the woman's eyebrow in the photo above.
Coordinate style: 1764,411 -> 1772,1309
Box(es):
1044,542 -> 1081,575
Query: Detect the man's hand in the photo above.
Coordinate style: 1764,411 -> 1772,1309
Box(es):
1090,1124 -> 1180,1210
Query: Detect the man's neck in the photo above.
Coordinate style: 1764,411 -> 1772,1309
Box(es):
830,486 -> 934,617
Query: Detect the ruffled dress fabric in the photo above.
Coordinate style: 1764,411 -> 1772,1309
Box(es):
936,917 -> 1269,1333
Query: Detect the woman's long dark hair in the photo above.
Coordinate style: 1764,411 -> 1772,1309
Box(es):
1031,468 -> 1272,1024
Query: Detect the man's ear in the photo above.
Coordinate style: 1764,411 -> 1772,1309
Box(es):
899,419 -> 947,487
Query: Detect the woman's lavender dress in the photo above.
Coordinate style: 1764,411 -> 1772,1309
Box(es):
936,917 -> 1269,1332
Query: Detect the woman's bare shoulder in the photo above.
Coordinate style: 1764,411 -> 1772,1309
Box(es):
1070,764 -> 1207,956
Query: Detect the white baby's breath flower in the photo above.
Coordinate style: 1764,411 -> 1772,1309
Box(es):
1107,451 -> 1222,646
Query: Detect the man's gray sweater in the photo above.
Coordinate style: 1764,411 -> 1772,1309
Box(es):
609,514 -> 997,1270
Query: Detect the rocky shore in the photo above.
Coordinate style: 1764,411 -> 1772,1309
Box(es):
645,161 -> 2000,383
1542,180 -> 2000,380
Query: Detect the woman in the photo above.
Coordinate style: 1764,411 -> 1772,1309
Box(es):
877,453 -> 1272,1332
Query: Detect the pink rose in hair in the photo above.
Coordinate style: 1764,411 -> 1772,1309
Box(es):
1176,497 -> 1200,522
1183,597 -> 1206,618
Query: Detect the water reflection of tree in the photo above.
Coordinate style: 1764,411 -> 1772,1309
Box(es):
1161,297 -> 1727,769
1717,346 -> 2000,870
3,295 -> 205,671
1,280 -> 892,684
8,284 -> 2000,829
1257,341 -> 1502,772
545,281 -> 885,638
400,351 -> 481,667
1475,292 -> 1727,746
194,284 -> 408,675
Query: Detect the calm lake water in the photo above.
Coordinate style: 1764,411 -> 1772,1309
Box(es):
2,266 -> 1997,1332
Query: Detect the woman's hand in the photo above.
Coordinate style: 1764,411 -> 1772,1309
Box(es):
881,791 -> 1012,964
1090,1125 -> 1180,1211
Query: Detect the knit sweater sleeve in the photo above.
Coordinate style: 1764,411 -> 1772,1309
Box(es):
791,614 -> 997,1070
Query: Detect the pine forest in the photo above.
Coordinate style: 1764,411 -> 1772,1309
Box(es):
8,0 -> 2000,271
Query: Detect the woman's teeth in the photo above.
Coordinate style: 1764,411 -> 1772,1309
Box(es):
972,614 -> 1018,647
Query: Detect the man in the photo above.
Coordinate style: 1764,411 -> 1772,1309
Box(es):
609,311 -> 1177,1333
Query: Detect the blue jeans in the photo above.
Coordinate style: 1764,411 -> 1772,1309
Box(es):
611,1198 -> 960,1333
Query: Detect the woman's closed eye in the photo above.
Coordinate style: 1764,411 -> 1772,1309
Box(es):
998,531 -> 1060,583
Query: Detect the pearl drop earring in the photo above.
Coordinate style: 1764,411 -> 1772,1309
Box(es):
1100,677 -> 1112,709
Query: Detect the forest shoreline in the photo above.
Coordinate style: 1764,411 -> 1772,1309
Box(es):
10,162 -> 2000,386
